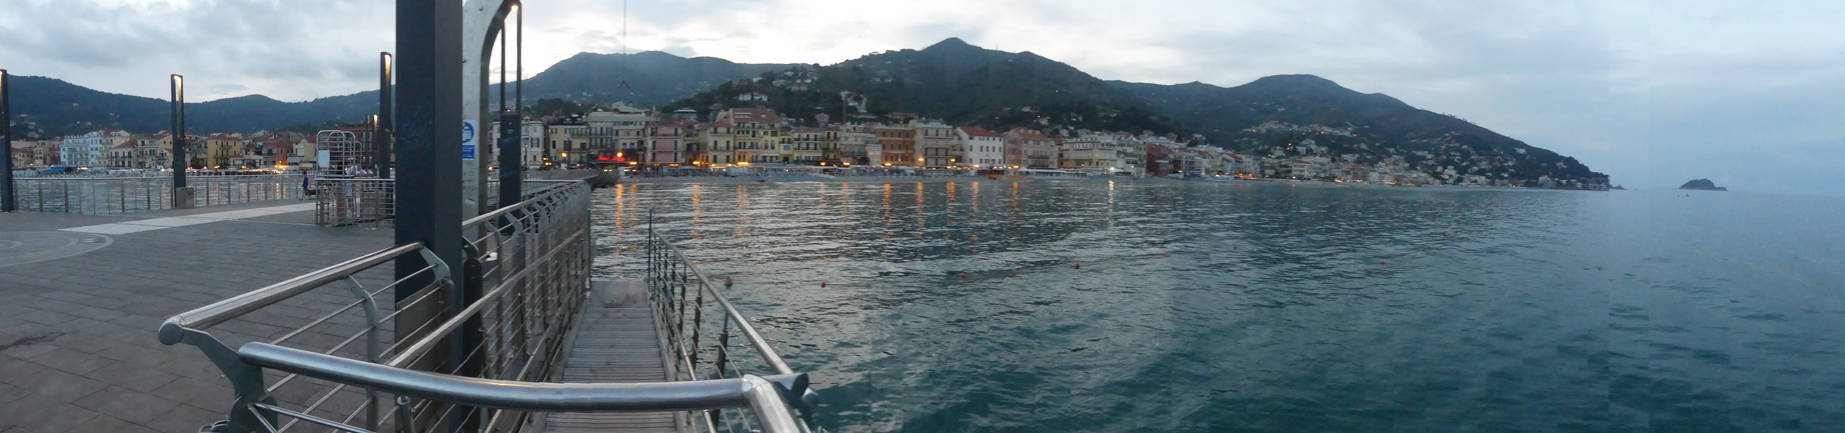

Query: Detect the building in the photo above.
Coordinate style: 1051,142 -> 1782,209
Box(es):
914,120 -> 957,168
104,142 -> 136,169
204,133 -> 246,169
58,130 -> 131,168
643,119 -> 694,166
582,107 -> 646,164
717,107 -> 782,164
1058,134 -> 1120,171
697,121 -> 737,165
132,134 -> 167,169
546,115 -> 589,165
955,127 -> 1004,169
521,116 -> 547,168
789,127 -> 826,165
872,123 -> 916,166
1004,128 -> 1057,169
836,124 -> 872,166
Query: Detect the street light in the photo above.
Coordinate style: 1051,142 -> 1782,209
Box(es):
1,69 -> 11,212
171,74 -> 187,189
378,51 -> 393,177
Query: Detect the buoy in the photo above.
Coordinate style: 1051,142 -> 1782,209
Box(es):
724,277 -> 733,288
821,282 -> 828,287
1161,252 -> 1168,257
1074,263 -> 1081,269
959,273 -> 968,279
1379,260 -> 1387,265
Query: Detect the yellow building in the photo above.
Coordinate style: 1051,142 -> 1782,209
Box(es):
715,108 -> 780,164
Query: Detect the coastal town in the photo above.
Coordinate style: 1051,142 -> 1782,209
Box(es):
8,103 -> 1604,189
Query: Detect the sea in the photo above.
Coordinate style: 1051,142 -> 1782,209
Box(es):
589,179 -> 1845,433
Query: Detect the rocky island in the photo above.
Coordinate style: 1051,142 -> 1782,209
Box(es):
1679,179 -> 1728,191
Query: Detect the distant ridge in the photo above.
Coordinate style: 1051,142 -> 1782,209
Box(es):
4,37 -> 1605,185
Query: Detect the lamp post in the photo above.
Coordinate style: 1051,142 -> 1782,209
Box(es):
1,69 -> 13,212
377,52 -> 392,178
170,74 -> 197,208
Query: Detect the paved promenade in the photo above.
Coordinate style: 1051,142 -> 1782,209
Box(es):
0,201 -> 390,433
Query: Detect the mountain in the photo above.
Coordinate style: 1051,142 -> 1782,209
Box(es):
663,38 -> 1189,135
4,52 -> 793,137
3,75 -> 376,139
1110,75 -> 1606,184
507,51 -> 795,107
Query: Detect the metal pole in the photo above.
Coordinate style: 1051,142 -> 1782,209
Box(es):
393,0 -> 466,425
0,69 -> 13,212
171,74 -> 187,188
378,52 -> 393,178
497,113 -> 521,207
394,0 -> 464,301
515,4 -> 522,112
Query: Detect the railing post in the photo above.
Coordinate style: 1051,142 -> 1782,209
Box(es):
452,242 -> 485,432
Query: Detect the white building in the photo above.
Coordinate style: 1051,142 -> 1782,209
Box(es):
955,126 -> 1004,168
521,117 -> 547,168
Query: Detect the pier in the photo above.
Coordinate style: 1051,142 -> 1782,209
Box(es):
1,178 -> 814,433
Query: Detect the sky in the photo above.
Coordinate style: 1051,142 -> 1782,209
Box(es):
3,0 -> 1842,195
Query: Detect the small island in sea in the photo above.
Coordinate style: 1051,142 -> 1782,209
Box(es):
1679,179 -> 1728,191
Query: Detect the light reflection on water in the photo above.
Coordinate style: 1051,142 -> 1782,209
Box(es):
591,180 -> 1845,433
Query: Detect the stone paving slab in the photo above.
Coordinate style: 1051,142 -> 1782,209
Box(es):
0,202 -> 391,433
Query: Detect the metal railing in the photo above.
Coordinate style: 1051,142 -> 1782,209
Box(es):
14,174 -> 305,214
160,180 -> 814,433
310,169 -> 603,226
315,178 -> 396,227
646,214 -> 820,433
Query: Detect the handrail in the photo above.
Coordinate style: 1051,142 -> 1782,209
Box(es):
461,180 -> 578,227
240,343 -> 806,433
660,238 -> 795,375
159,242 -> 430,342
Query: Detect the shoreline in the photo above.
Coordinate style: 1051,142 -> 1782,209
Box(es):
618,175 -> 1603,192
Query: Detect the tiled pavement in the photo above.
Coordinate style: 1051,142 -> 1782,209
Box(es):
0,201 -> 392,433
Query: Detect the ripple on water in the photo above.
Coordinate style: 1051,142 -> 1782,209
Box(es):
590,182 -> 1845,433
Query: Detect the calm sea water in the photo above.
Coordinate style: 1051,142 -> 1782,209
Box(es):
589,179 -> 1845,433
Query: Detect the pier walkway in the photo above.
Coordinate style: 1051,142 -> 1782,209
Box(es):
3,179 -> 814,433
0,200 -> 389,433
545,279 -> 677,433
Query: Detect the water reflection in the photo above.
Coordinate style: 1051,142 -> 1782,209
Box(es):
590,181 -> 1845,433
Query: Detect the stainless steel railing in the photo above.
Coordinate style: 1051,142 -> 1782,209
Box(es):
15,174 -> 305,214
159,240 -> 453,433
315,178 -> 396,227
310,169 -> 602,226
160,180 -> 815,433
646,215 -> 820,433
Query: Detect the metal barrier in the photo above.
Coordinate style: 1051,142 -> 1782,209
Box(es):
14,175 -> 304,215
315,178 -> 396,227
311,169 -> 602,226
646,215 -> 820,433
160,180 -> 814,433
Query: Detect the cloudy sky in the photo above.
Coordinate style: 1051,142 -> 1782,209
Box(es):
3,0 -> 1842,195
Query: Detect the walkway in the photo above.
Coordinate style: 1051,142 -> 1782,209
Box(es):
545,279 -> 680,433
0,201 -> 390,433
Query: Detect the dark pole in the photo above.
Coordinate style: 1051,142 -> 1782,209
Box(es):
394,0 -> 463,301
497,3 -> 523,206
1,69 -> 12,212
171,74 -> 187,188
377,52 -> 393,178
497,113 -> 521,207
515,3 -> 522,112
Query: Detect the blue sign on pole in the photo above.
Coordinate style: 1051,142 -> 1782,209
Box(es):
461,120 -> 477,160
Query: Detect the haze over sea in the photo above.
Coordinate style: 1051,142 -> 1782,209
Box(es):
591,179 -> 1845,432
